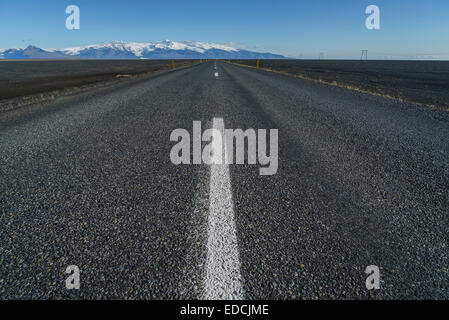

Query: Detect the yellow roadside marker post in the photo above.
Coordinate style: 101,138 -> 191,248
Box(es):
171,59 -> 175,69
256,59 -> 260,69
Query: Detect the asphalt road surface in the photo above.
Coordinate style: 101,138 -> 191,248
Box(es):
1,61 -> 448,299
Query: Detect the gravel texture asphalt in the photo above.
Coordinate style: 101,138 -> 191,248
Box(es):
0,61 -> 448,299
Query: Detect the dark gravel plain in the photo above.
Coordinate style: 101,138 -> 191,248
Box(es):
233,60 -> 449,110
0,59 -> 199,101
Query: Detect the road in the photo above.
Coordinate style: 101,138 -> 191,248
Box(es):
0,61 -> 448,299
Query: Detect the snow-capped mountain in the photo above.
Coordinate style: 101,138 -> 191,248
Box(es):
0,40 -> 286,59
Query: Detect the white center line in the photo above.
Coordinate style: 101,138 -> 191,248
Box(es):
214,72 -> 219,77
203,117 -> 244,300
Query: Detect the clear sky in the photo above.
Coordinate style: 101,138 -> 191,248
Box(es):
1,0 -> 448,59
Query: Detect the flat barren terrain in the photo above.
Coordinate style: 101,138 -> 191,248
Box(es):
233,60 -> 449,110
0,59 -> 198,102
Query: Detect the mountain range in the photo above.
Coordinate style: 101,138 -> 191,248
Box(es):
0,40 -> 286,60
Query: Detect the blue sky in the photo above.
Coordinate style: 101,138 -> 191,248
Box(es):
1,0 -> 448,59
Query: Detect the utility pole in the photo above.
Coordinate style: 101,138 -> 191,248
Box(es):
361,50 -> 368,61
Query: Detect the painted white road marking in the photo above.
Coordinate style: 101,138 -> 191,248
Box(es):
214,72 -> 219,77
203,117 -> 244,300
